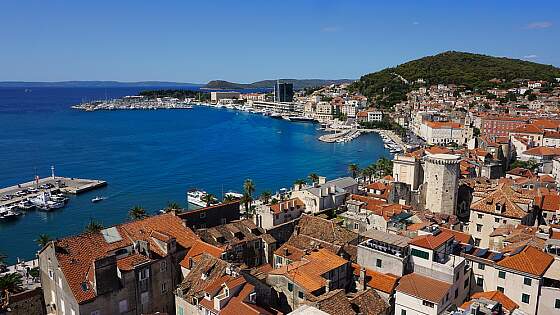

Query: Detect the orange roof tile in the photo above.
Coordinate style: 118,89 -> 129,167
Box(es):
471,291 -> 519,312
351,264 -> 399,294
396,273 -> 451,303
511,124 -> 543,134
409,230 -> 453,250
496,246 -> 554,276
523,146 -> 560,157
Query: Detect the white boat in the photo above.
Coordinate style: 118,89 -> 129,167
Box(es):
270,112 -> 282,119
91,196 -> 105,203
17,200 -> 35,211
224,191 -> 243,200
0,207 -> 22,221
288,116 -> 317,123
29,191 -> 64,211
187,189 -> 218,208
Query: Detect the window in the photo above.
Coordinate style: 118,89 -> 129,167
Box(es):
455,272 -> 459,281
354,223 -> 359,230
160,261 -> 167,272
288,283 -> 293,292
161,281 -> 168,293
199,212 -> 206,218
119,300 -> 128,313
522,293 -> 530,304
221,218 -> 227,225
524,277 -> 532,286
376,259 -> 382,268
555,299 -> 560,309
477,214 -> 483,219
476,224 -> 482,232
497,286 -> 504,293
48,269 -> 54,280
498,271 -> 506,279
476,277 -> 483,286
139,268 -> 150,280
298,291 -> 304,299
478,263 -> 485,270
475,238 -> 481,247
422,300 -> 434,308
401,310 -> 406,315
141,292 -> 149,305
494,218 -> 500,223
411,248 -> 429,260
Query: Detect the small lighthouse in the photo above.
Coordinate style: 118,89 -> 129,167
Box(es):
51,165 -> 55,179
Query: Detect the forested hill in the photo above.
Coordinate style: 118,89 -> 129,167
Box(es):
204,79 -> 354,90
352,51 -> 560,109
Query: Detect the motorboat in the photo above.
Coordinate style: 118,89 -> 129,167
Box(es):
270,112 -> 283,119
29,191 -> 64,211
224,191 -> 243,200
17,199 -> 35,211
0,206 -> 22,221
187,189 -> 218,208
91,196 -> 105,203
289,116 -> 317,123
51,194 -> 69,204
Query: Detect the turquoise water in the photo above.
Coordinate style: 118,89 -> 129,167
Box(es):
0,87 -> 389,263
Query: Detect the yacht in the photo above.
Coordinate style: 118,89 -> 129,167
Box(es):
0,206 -> 22,221
17,199 -> 35,211
51,194 -> 69,204
91,196 -> 105,203
288,116 -> 317,123
224,191 -> 243,200
270,112 -> 282,119
29,191 -> 64,211
187,189 -> 216,208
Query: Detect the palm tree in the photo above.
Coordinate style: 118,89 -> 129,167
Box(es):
85,219 -> 103,233
201,193 -> 216,207
0,273 -> 23,293
163,201 -> 182,213
375,157 -> 393,177
243,179 -> 255,211
308,173 -> 319,184
223,194 -> 238,203
36,234 -> 51,248
260,191 -> 272,204
240,192 -> 253,216
362,167 -> 373,183
294,179 -> 306,190
348,163 -> 359,179
243,179 -> 255,198
270,198 -> 279,205
129,206 -> 148,220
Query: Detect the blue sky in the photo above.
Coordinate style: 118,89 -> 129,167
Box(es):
1,0 -> 558,83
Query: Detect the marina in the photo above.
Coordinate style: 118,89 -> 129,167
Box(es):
0,171 -> 107,218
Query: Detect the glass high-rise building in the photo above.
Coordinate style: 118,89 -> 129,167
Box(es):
275,82 -> 294,103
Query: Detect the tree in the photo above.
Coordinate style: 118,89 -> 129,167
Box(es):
0,273 -> 23,293
270,198 -> 279,205
348,163 -> 360,178
243,179 -> 256,212
294,179 -> 306,190
527,93 -> 537,101
163,201 -> 182,213
223,194 -> 238,203
240,192 -> 253,216
308,173 -> 319,184
373,157 -> 393,177
129,206 -> 148,220
362,167 -> 374,183
201,193 -> 217,207
259,191 -> 272,204
85,219 -> 104,233
36,234 -> 51,248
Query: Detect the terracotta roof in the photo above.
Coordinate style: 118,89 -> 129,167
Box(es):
425,146 -> 453,155
535,193 -> 560,212
511,124 -> 543,134
348,289 -> 390,315
523,146 -> 560,157
270,198 -> 304,214
311,289 -> 355,315
441,228 -> 472,245
544,131 -> 560,139
269,248 -> 349,293
352,264 -> 399,294
177,253 -> 229,303
532,119 -> 560,130
426,121 -> 462,129
296,215 -> 358,246
274,243 -> 306,261
52,213 -> 199,304
470,183 -> 528,219
409,230 -> 453,250
396,273 -> 451,303
116,253 -> 151,271
496,245 -> 554,276
180,239 -> 224,268
507,167 -> 533,178
471,291 -> 519,312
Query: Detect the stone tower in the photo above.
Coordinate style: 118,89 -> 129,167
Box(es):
424,154 -> 460,215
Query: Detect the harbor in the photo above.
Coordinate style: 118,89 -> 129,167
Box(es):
0,168 -> 107,220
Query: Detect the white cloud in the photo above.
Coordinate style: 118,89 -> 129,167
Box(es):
526,21 -> 552,29
412,21 -> 420,25
321,26 -> 340,33
523,54 -> 537,59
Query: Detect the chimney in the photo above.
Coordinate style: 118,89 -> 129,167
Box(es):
359,267 -> 366,291
284,247 -> 289,256
325,279 -> 331,293
188,257 -> 193,269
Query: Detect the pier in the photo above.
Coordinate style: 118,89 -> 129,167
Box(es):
0,176 -> 107,208
318,129 -> 361,143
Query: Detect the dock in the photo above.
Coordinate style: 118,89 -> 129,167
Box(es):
0,176 -> 107,207
318,129 -> 361,143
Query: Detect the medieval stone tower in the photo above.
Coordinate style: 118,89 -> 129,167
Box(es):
424,154 -> 460,215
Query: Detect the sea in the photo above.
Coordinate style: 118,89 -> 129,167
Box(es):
0,86 -> 389,263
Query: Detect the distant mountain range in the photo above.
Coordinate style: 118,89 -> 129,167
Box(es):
0,81 -> 202,88
204,79 -> 354,90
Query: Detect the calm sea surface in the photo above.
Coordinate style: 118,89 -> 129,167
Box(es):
0,86 -> 389,263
